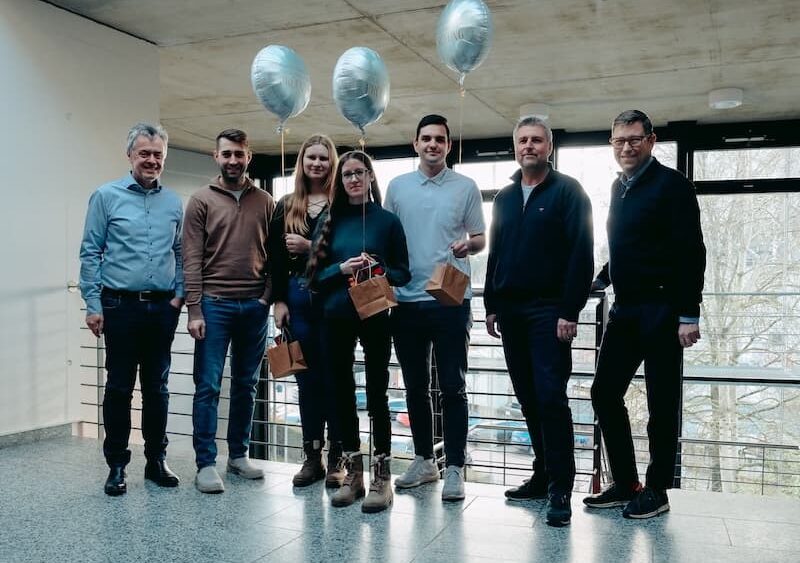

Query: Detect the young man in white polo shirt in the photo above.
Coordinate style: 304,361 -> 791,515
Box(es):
384,114 -> 485,501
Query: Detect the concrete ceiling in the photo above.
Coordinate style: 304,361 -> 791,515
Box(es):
46,0 -> 800,154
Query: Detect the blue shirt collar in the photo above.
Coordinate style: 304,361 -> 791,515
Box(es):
124,172 -> 162,194
619,156 -> 655,190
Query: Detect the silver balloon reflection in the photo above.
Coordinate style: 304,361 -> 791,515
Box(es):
251,45 -> 311,124
332,47 -> 390,133
436,0 -> 493,81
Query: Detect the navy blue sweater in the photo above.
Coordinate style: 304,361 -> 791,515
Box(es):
313,201 -> 410,319
484,166 -> 594,322
606,158 -> 706,318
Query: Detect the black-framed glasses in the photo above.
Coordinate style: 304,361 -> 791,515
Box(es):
609,135 -> 650,149
342,169 -> 368,181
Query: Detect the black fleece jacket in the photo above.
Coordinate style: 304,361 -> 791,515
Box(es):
312,201 -> 410,319
605,158 -> 706,318
484,166 -> 594,322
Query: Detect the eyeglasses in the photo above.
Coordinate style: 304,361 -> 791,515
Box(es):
609,135 -> 650,149
342,169 -> 368,181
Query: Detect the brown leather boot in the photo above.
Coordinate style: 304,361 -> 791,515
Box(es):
325,442 -> 346,489
292,440 -> 325,487
362,454 -> 393,513
331,452 -> 365,507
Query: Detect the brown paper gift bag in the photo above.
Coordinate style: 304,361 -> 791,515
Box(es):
349,275 -> 397,320
425,257 -> 469,306
266,328 -> 307,379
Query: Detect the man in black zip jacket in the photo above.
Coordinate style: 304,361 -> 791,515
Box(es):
583,110 -> 706,519
484,116 -> 594,527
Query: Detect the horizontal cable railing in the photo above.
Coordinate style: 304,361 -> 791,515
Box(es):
77,289 -> 800,497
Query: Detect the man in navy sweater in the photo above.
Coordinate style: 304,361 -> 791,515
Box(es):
584,110 -> 706,519
484,115 -> 594,526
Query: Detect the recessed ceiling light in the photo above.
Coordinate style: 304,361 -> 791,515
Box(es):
708,88 -> 743,110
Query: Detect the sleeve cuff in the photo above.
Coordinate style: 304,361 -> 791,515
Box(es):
85,298 -> 102,316
679,316 -> 700,324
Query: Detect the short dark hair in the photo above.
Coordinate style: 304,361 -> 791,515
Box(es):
415,114 -> 450,142
612,110 -> 653,136
216,128 -> 249,149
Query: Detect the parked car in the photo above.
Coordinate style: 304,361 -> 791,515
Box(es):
396,411 -> 410,427
388,397 -> 407,420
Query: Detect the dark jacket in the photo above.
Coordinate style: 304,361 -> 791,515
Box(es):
484,166 -> 594,322
605,158 -> 706,318
312,202 -> 410,319
267,195 -> 326,304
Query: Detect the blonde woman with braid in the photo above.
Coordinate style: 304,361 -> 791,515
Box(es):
269,134 -> 342,488
306,151 -> 410,513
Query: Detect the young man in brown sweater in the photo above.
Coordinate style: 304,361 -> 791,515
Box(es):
183,129 -> 275,493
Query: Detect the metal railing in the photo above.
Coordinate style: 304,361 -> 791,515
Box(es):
77,290 -> 800,497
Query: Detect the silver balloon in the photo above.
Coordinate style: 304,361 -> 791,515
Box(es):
332,47 -> 390,133
436,0 -> 493,80
251,45 -> 311,124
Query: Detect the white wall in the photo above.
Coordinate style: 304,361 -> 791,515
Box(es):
0,0 -> 160,435
161,148 -> 218,201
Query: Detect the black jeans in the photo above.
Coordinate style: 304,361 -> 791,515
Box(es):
392,300 -> 471,467
591,302 -> 683,491
322,312 -> 391,455
498,303 -> 575,495
101,291 -> 179,467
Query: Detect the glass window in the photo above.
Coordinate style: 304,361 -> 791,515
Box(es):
271,174 -> 294,202
694,147 -> 800,181
454,160 -> 519,191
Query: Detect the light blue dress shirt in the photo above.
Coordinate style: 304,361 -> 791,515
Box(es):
79,173 -> 184,315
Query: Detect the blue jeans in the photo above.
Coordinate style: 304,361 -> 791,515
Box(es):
498,302 -> 575,495
392,300 -> 472,467
192,296 -> 268,468
287,276 -> 336,444
101,291 -> 180,466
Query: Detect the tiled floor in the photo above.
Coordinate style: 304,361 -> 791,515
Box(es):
1,436 -> 799,562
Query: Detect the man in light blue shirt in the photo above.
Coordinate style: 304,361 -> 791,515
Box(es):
384,114 -> 485,501
79,122 -> 184,496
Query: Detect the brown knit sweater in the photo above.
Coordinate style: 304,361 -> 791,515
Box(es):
182,176 -> 275,321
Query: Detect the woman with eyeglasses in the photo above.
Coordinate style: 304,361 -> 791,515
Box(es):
306,150 -> 410,513
269,134 -> 344,489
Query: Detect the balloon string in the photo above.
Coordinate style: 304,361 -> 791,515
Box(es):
458,83 -> 465,165
280,125 -> 286,194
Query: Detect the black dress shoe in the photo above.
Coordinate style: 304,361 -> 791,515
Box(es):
105,466 -> 127,496
145,460 -> 180,487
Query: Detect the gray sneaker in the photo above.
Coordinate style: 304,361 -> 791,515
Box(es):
195,466 -> 225,494
441,465 -> 465,501
395,455 -> 439,489
227,456 -> 265,479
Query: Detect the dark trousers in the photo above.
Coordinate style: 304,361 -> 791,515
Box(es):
101,291 -> 179,467
287,276 -> 337,444
392,301 -> 471,467
322,312 -> 392,455
591,302 -> 683,491
498,303 -> 575,495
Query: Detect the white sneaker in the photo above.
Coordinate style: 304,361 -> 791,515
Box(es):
227,456 -> 265,479
195,466 -> 225,494
394,455 -> 439,489
441,465 -> 465,501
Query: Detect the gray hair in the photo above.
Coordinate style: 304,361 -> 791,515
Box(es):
513,115 -> 553,144
126,122 -> 168,155
612,110 -> 653,136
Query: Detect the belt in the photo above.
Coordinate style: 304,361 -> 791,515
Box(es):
102,288 -> 175,302
398,299 -> 470,309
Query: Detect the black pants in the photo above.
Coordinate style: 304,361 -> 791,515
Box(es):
498,303 -> 575,495
392,301 -> 471,467
591,302 -> 683,491
322,312 -> 391,455
101,291 -> 179,467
